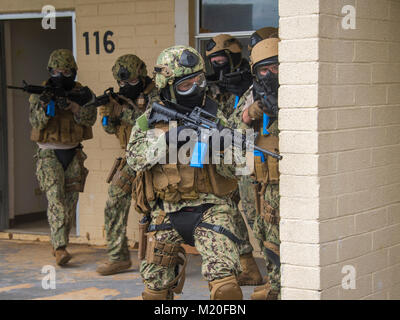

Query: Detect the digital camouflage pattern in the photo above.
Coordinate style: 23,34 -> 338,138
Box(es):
206,85 -> 237,118
104,160 -> 137,261
101,81 -> 157,262
154,45 -> 205,89
112,54 -> 147,81
140,203 -> 242,290
228,87 -> 281,291
47,49 -> 77,71
35,148 -> 87,249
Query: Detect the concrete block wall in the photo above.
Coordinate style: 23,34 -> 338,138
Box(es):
279,0 -> 400,299
0,0 -> 175,245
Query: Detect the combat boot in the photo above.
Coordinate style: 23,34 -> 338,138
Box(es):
96,260 -> 132,276
251,282 -> 279,300
209,275 -> 243,300
142,287 -> 173,300
237,252 -> 263,286
53,247 -> 72,266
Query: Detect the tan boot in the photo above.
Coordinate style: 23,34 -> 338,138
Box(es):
237,252 -> 263,286
142,287 -> 173,300
54,247 -> 72,266
209,275 -> 243,300
251,282 -> 279,300
96,260 -> 132,276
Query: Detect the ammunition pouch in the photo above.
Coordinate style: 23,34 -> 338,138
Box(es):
65,147 -> 89,193
254,134 -> 279,184
253,182 -> 280,225
116,124 -> 133,149
138,215 -> 150,261
109,157 -> 135,194
31,109 -> 93,145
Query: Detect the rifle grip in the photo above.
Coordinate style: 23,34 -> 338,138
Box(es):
102,116 -> 109,127
190,141 -> 208,168
46,100 -> 56,117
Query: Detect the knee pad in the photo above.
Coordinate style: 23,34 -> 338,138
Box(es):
142,287 -> 173,300
209,275 -> 243,300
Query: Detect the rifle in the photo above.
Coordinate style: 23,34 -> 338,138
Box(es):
207,69 -> 252,86
85,87 -> 128,126
7,80 -> 94,116
149,102 -> 282,167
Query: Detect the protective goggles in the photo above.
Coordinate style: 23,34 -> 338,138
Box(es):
50,69 -> 74,77
118,79 -> 140,87
174,72 -> 206,96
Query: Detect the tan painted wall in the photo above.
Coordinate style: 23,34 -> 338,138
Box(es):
1,0 -> 175,243
279,0 -> 400,300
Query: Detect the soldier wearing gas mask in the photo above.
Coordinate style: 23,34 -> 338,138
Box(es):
126,46 -> 247,300
205,34 -> 252,118
96,54 -> 157,275
229,38 -> 281,300
29,49 -> 97,266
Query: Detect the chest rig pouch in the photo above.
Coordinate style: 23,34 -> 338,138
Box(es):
168,203 -> 214,246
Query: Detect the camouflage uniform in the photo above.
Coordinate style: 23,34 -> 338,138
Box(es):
29,49 -> 97,253
230,85 -> 281,293
98,55 -> 158,263
127,46 -> 245,300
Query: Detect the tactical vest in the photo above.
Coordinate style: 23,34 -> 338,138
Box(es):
31,109 -> 93,145
114,82 -> 155,149
253,120 -> 279,184
151,122 -> 237,202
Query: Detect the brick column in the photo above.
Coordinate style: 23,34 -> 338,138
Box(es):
279,0 -> 400,300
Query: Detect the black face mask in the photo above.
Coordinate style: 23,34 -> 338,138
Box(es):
175,85 -> 206,109
259,70 -> 279,96
49,74 -> 76,91
253,72 -> 279,117
119,81 -> 144,101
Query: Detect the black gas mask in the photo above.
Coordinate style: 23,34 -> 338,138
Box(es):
253,56 -> 279,117
48,68 -> 76,91
173,72 -> 207,108
119,80 -> 144,101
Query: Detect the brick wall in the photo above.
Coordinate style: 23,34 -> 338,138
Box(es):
279,0 -> 400,299
0,0 -> 175,244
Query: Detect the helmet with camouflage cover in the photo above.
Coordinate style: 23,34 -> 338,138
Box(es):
47,49 -> 77,72
154,45 -> 207,107
112,54 -> 147,82
248,27 -> 279,51
154,45 -> 204,89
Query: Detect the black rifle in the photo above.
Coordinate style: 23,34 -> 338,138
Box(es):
207,69 -> 252,86
85,87 -> 127,108
7,80 -> 94,108
149,101 -> 282,160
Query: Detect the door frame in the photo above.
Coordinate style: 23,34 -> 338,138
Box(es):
0,22 -> 9,230
0,11 -> 77,232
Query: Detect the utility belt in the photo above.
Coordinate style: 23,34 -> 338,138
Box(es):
106,156 -> 135,194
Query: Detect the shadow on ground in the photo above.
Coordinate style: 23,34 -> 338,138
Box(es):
0,240 -> 266,300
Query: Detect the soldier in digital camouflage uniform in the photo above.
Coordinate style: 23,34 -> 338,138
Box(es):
96,54 -> 158,275
29,49 -> 97,266
204,35 -> 263,286
205,34 -> 252,119
126,45 -> 247,300
229,38 -> 281,300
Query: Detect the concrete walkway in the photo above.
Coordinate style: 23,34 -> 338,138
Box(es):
0,240 -> 266,300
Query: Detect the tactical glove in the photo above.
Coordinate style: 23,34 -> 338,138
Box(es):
247,100 -> 264,120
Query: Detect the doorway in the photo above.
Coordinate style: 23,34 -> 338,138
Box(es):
0,12 -> 77,235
